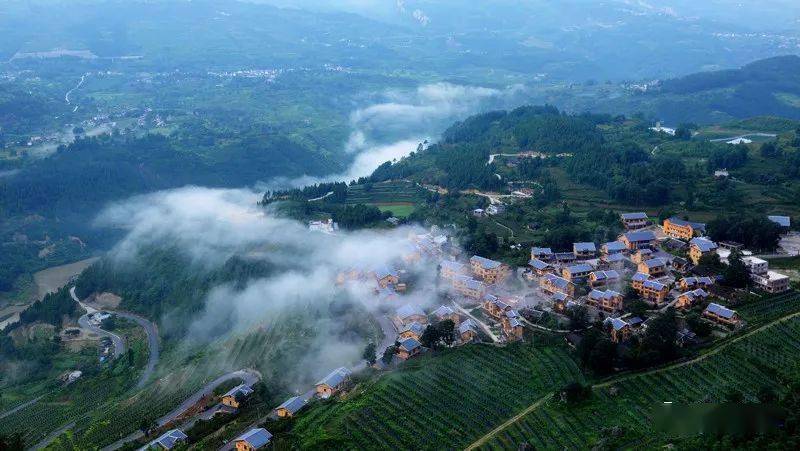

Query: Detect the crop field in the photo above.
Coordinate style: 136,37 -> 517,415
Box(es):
346,180 -> 424,206
289,341 -> 583,450
736,289 -> 800,327
477,315 -> 800,450
376,203 -> 416,218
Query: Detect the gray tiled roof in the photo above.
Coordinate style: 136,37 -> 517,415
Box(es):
768,215 -> 791,228
706,302 -> 736,319
668,217 -> 706,232
236,428 -> 272,449
470,255 -> 503,270
621,212 -> 648,220
278,396 -> 307,414
573,242 -> 597,253
396,304 -> 425,319
690,237 -> 718,252
316,367 -> 351,388
151,429 -> 187,450
399,337 -> 422,352
623,230 -> 656,242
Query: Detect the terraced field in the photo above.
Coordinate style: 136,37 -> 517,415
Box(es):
476,314 -> 800,450
736,290 -> 800,327
345,180 -> 424,206
289,341 -> 583,450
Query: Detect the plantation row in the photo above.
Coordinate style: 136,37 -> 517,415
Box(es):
290,343 -> 583,450
345,181 -> 423,204
479,316 -> 800,450
737,290 -> 800,327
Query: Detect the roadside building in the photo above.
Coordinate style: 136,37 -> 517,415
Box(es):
528,257 -> 553,276
689,237 -> 718,265
620,212 -> 649,230
234,428 -> 272,451
638,257 -> 668,277
679,276 -> 714,291
742,256 -> 769,275
573,242 -> 597,259
604,317 -> 632,343
562,263 -> 593,282
458,319 -> 478,342
541,274 -> 576,297
221,384 -> 255,409
531,247 -> 554,262
431,305 -> 459,324
397,337 -> 423,360
395,304 -> 427,326
663,217 -> 706,241
147,429 -> 188,450
315,367 -> 351,399
619,230 -> 657,251
470,255 -> 511,284
703,303 -> 741,327
439,260 -> 467,280
631,273 -> 669,305
587,289 -> 624,313
675,288 -> 709,310
452,275 -> 487,299
589,270 -> 621,288
275,396 -> 307,418
601,241 -> 627,256
399,321 -> 425,341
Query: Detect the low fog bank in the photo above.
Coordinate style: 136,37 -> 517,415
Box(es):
95,186 -> 444,384
260,82 -> 529,191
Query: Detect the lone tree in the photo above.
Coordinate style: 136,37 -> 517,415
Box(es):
723,250 -> 750,288
381,345 -> 397,365
420,325 -> 441,349
437,319 -> 455,346
362,342 -> 377,366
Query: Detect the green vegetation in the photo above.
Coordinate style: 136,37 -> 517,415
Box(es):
282,340 -> 582,449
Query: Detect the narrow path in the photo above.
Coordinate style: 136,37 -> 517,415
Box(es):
451,302 -> 499,343
0,395 -> 43,421
492,220 -> 514,237
65,74 -> 87,105
465,310 -> 800,449
308,191 -> 332,202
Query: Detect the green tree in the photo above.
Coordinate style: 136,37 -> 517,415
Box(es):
437,319 -> 455,346
723,251 -> 750,288
381,345 -> 397,365
362,342 -> 376,366
420,325 -> 441,349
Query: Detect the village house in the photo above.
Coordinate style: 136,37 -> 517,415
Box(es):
432,305 -> 460,324
501,310 -> 524,341
587,289 -> 624,313
562,263 -> 594,282
675,288 -> 709,310
620,230 -> 657,251
541,273 -> 576,297
663,217 -> 706,241
397,337 -> 423,360
234,428 -> 272,451
275,396 -> 307,418
752,271 -> 791,293
551,291 -> 570,312
742,256 -> 769,275
743,256 -> 791,293
679,276 -> 714,291
703,303 -> 741,327
601,241 -> 627,256
472,208 -> 485,217
221,384 -> 255,409
399,321 -> 425,341
605,317 -> 632,343
620,212 -> 649,230
638,257 -> 668,278
689,237 -> 718,265
483,295 -> 512,319
631,273 -> 669,305
452,275 -> 487,299
528,257 -> 553,276
631,248 -> 653,264
531,247 -> 554,262
440,260 -> 467,280
458,319 -> 478,342
470,255 -> 511,284
589,270 -> 621,288
395,304 -> 428,326
147,429 -> 188,450
767,215 -> 791,229
486,204 -> 505,216
336,268 -> 364,285
671,256 -> 691,273
554,252 -> 577,264
373,266 -> 403,291
603,252 -> 629,268
315,367 -> 351,399
573,242 -> 597,259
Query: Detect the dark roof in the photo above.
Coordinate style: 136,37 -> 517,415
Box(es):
667,217 -> 706,232
573,242 -> 597,253
706,303 -> 736,319
623,230 -> 656,242
603,241 -> 627,251
235,428 -> 272,449
642,257 -> 667,269
223,384 -> 254,399
621,212 -> 648,220
528,258 -> 550,270
399,337 -> 422,352
566,263 -> 593,274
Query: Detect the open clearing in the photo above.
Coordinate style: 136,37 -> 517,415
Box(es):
33,257 -> 99,300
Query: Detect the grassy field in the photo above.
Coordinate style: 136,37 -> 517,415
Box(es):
376,203 -> 416,218
475,292 -> 800,450
285,340 -> 583,450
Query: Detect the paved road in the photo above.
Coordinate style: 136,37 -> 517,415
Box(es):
103,369 -> 261,451
71,287 -> 159,388
451,301 -> 499,342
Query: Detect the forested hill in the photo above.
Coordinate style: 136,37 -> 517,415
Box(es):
624,54 -> 800,124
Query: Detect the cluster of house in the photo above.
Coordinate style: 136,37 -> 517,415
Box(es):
143,427 -> 273,451
273,366 -> 353,419
308,218 -> 338,234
